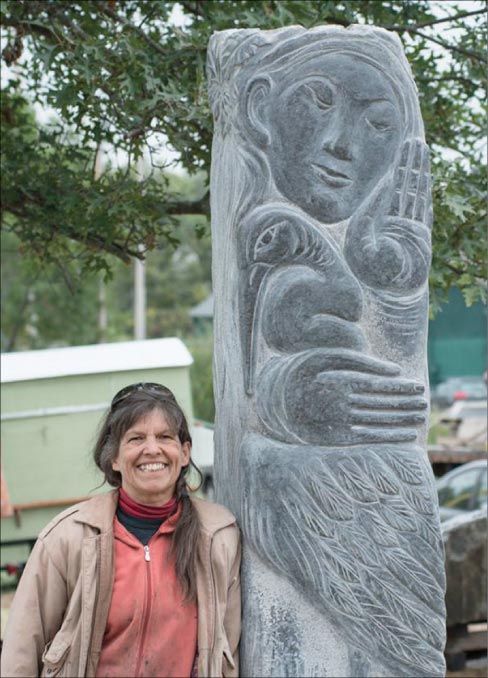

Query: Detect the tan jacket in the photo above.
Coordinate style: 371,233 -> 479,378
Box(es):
1,491 -> 241,678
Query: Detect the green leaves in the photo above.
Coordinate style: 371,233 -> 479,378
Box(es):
443,194 -> 475,222
0,0 -> 486,309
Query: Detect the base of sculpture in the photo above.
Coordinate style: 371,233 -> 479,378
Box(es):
238,434 -> 444,678
241,548 -> 401,678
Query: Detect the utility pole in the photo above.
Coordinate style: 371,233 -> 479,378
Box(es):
134,244 -> 146,340
94,144 -> 108,343
134,155 -> 147,340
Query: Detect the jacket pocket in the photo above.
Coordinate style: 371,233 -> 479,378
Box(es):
41,635 -> 71,678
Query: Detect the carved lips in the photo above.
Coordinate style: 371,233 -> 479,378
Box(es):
312,162 -> 353,188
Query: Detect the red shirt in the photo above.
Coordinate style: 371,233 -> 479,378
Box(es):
96,505 -> 198,677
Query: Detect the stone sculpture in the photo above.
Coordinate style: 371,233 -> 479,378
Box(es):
208,24 -> 446,678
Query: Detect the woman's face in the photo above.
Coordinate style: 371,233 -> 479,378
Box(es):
265,53 -> 402,223
112,408 -> 190,505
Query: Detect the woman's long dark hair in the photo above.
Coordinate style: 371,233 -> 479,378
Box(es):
93,386 -> 202,600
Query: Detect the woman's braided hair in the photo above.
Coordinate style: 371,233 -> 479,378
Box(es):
93,384 -> 202,600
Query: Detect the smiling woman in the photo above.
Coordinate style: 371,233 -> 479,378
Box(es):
110,401 -> 191,506
1,384 -> 241,678
112,405 -> 191,504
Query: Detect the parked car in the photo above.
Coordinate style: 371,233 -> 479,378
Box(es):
442,508 -> 487,670
437,460 -> 488,521
439,400 -> 487,447
431,376 -> 487,409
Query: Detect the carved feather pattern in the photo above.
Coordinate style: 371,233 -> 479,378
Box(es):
309,476 -> 354,521
383,448 -> 424,484
335,458 -> 379,503
241,438 -> 446,678
402,484 -> 435,515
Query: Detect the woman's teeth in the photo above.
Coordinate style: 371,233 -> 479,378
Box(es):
138,463 -> 167,472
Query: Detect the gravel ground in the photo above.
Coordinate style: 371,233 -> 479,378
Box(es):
447,657 -> 488,678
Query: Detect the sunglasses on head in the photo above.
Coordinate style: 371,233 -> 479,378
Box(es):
111,383 -> 177,408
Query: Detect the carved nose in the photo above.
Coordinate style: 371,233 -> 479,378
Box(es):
322,110 -> 354,161
322,135 -> 353,161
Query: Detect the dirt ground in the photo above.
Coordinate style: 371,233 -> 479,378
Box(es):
447,662 -> 487,678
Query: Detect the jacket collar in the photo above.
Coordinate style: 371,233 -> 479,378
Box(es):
191,496 -> 237,536
72,491 -> 236,537
73,490 -> 119,532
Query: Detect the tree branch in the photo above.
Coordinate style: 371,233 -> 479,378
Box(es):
98,4 -> 169,56
3,190 -> 209,259
166,194 -> 209,216
406,28 -> 484,62
444,261 -> 467,275
388,8 -> 486,31
417,75 -> 479,88
3,201 -> 142,263
0,16 -> 62,43
179,2 -> 200,17
54,12 -> 90,42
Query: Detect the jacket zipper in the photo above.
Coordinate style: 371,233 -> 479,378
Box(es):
135,544 -> 152,677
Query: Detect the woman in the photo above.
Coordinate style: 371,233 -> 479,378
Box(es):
1,383 -> 241,678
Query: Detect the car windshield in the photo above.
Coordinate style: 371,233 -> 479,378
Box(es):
438,468 -> 481,511
479,472 -> 487,509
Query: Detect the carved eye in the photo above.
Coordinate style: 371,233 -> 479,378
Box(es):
255,226 -> 277,253
301,80 -> 334,111
364,101 -> 398,133
366,118 -> 393,132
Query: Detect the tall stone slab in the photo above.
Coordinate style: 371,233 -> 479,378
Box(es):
208,25 -> 446,678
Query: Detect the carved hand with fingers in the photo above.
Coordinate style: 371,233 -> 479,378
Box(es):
257,349 -> 428,446
344,138 -> 432,293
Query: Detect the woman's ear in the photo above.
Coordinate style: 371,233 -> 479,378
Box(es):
182,442 -> 191,466
244,76 -> 272,148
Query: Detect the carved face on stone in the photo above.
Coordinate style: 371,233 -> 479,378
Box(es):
261,53 -> 402,223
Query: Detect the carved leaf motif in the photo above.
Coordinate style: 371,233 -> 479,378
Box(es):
321,537 -> 364,582
385,548 -> 444,612
366,454 -> 401,494
380,495 -> 417,532
321,546 -> 361,584
338,527 -> 383,568
328,580 -> 365,619
403,485 -> 435,515
364,570 -> 444,649
385,450 -> 425,485
335,458 -> 379,503
358,507 -> 400,547
359,595 -> 442,677
421,515 -> 444,548
310,476 -> 354,521
304,511 -> 335,539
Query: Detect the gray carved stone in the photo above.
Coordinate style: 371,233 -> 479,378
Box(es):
208,24 -> 446,678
